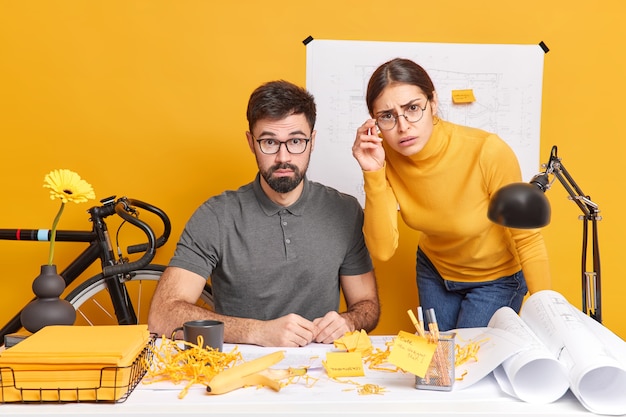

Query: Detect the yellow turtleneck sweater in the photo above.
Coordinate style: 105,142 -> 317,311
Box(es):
362,120 -> 551,294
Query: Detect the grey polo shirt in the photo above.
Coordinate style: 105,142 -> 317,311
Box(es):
169,173 -> 373,321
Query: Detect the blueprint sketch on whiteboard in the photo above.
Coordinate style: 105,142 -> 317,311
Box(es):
305,40 -> 545,206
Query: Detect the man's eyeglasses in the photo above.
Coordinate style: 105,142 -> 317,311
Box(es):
255,137 -> 311,155
375,99 -> 429,131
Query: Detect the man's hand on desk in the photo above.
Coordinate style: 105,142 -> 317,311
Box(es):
252,311 -> 356,346
244,311 -> 352,347
250,313 -> 319,347
313,311 -> 352,344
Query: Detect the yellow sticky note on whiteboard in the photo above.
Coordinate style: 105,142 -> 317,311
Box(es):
388,330 -> 437,378
323,351 -> 364,377
452,89 -> 476,103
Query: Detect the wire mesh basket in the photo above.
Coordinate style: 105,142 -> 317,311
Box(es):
0,336 -> 154,403
415,332 -> 455,391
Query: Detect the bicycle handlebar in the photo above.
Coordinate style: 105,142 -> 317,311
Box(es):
95,196 -> 171,277
124,199 -> 171,254
0,196 -> 172,277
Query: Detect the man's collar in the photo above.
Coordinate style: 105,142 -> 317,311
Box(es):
252,173 -> 309,216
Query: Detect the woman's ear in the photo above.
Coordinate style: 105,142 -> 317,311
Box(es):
430,91 -> 439,117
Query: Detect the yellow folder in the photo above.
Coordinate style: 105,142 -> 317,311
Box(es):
0,325 -> 150,402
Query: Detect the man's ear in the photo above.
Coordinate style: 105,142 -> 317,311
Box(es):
245,131 -> 255,153
310,130 -> 316,152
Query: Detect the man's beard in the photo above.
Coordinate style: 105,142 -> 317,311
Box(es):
261,163 -> 306,194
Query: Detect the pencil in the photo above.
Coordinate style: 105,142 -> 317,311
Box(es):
428,308 -> 440,341
407,309 -> 425,337
426,308 -> 450,386
417,306 -> 424,337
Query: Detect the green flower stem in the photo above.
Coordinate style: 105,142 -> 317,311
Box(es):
48,202 -> 65,265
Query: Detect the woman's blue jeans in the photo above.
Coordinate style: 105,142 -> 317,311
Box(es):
416,247 -> 528,331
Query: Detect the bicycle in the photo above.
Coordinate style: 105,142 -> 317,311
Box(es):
0,195 -> 213,345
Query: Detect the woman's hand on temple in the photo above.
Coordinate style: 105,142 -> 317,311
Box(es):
352,119 -> 385,172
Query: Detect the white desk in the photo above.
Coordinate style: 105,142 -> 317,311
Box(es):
0,374 -> 593,417
1,335 -> 602,417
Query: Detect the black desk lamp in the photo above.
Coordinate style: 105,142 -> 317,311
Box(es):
488,145 -> 602,323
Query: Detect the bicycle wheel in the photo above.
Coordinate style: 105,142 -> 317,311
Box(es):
65,265 -> 214,326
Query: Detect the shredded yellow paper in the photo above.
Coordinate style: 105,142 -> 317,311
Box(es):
332,377 -> 388,395
142,336 -> 241,398
358,383 -> 387,395
363,340 -> 401,373
454,338 -> 486,366
143,337 -> 319,398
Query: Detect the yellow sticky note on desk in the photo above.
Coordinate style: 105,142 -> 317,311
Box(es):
333,329 -> 372,355
388,330 -> 437,378
323,351 -> 364,377
452,89 -> 476,103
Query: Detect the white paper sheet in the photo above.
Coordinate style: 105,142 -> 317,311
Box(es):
488,305 -> 570,403
449,327 -> 519,390
519,290 -> 626,415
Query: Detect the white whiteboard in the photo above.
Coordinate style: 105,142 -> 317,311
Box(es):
305,40 -> 545,206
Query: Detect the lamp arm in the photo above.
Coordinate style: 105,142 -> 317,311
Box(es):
551,164 -> 599,219
544,146 -> 600,220
542,146 -> 602,323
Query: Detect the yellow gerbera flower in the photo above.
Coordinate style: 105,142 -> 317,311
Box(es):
43,169 -> 96,265
43,169 -> 96,203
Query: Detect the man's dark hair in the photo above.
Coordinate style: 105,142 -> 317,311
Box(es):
246,80 -> 316,133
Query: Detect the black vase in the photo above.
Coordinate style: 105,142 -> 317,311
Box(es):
20,264 -> 76,333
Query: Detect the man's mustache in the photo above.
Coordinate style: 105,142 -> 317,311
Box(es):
269,163 -> 299,174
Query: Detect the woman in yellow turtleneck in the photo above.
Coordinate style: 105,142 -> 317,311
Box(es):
352,58 -> 551,331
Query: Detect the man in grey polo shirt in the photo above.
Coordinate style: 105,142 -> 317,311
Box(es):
148,80 -> 379,347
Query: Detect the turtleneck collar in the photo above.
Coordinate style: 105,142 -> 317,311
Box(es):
410,120 -> 449,162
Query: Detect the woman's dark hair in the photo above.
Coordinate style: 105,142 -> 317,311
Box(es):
365,58 -> 436,116
246,80 -> 316,133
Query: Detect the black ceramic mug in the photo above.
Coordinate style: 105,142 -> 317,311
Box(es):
171,319 -> 224,351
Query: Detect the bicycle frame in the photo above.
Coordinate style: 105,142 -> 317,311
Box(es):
0,195 -> 171,343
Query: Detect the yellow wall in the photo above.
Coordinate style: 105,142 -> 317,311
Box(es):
1,1 -> 625,338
